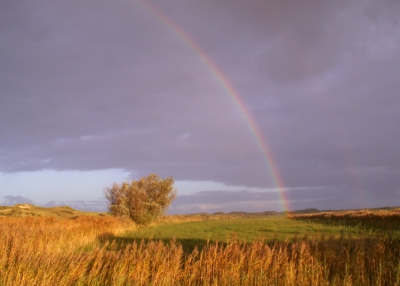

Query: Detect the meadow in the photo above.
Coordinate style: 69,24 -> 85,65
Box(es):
1,204 -> 400,285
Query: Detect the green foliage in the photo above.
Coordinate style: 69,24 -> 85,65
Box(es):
104,174 -> 177,225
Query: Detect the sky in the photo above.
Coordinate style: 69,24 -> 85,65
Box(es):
1,0 -> 400,213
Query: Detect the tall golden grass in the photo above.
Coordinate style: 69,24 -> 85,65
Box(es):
288,208 -> 400,231
1,214 -> 400,285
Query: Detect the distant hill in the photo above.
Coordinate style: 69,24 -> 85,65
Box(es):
1,204 -> 398,219
289,208 -> 321,214
187,211 -> 282,218
0,204 -> 106,218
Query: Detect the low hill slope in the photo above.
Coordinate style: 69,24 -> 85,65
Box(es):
0,204 -> 105,218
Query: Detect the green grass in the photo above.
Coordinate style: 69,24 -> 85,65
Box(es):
110,216 -> 365,252
2,206 -> 399,285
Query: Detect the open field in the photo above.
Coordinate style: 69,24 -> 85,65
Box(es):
288,208 -> 400,232
1,205 -> 400,285
121,216 -> 371,253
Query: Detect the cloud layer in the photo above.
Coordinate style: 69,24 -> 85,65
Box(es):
1,0 -> 400,211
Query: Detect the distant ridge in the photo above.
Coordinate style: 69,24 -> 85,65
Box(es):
289,208 -> 320,214
0,204 -> 105,218
192,206 -> 400,217
1,204 -> 398,218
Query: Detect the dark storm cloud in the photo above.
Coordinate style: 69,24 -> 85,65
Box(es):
1,0 -> 400,210
0,0 -> 265,184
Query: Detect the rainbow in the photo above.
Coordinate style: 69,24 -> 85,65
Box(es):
135,0 -> 291,211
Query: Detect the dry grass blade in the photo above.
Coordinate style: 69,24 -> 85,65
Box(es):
1,210 -> 400,285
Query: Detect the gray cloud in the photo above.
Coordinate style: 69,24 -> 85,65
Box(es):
3,195 -> 34,206
1,0 -> 400,211
42,200 -> 107,212
169,184 -> 400,214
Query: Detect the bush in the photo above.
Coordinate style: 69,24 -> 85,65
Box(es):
104,174 -> 177,225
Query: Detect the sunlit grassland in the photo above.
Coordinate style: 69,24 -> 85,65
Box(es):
0,204 -> 102,218
117,216 -> 367,252
1,205 -> 400,285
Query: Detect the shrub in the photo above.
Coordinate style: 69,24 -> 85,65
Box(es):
104,174 -> 177,225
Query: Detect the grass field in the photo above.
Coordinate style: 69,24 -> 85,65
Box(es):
1,204 -> 400,285
117,216 -> 367,253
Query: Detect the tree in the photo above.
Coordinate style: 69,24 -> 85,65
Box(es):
104,174 -> 177,225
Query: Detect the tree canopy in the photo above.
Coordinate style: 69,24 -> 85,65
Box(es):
104,174 -> 176,225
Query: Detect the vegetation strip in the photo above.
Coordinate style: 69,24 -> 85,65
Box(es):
1,207 -> 400,285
